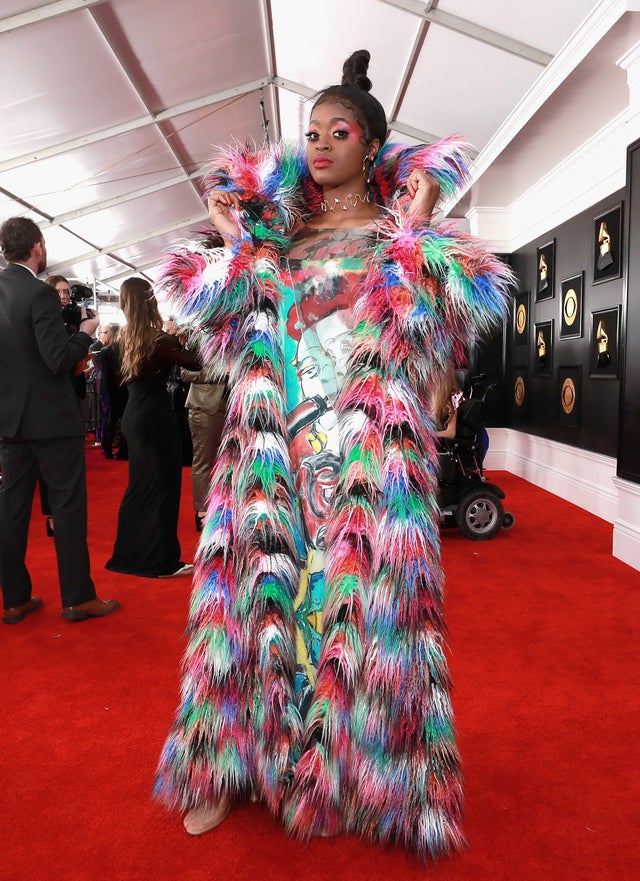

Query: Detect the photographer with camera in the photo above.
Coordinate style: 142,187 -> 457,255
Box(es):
45,275 -> 96,396
0,217 -> 120,623
38,275 -> 96,533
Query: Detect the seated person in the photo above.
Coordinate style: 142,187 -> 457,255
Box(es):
432,365 -> 465,439
432,365 -> 489,464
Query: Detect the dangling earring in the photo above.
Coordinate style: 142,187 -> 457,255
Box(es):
362,154 -> 375,185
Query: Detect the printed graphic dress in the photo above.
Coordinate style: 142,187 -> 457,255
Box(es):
280,224 -> 373,716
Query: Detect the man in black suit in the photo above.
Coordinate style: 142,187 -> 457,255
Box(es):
0,217 -> 120,624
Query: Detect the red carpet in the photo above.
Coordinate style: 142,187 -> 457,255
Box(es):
1,448 -> 639,880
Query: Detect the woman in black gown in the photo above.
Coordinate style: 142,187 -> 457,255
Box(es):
106,277 -> 201,578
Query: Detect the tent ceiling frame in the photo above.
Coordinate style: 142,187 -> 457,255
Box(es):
386,17 -> 431,132
3,0 -> 553,68
259,0 -> 281,142
38,169 -> 203,230
390,119 -> 449,144
102,258 -> 163,287
7,74 -> 442,267
0,0 -> 107,34
1,0 -> 566,287
45,214 -> 206,276
0,77 -> 271,174
272,76 -> 443,143
8,70 -> 444,258
88,5 -> 204,206
378,0 -> 553,65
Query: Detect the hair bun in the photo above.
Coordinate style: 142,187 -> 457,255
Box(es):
341,49 -> 372,92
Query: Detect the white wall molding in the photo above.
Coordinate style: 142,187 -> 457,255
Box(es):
465,207 -> 511,252
485,428 -> 618,522
507,105 -> 639,250
612,477 -> 640,570
441,0 -> 635,218
486,429 -> 640,570
617,39 -> 640,106
468,96 -> 640,249
467,27 -> 640,250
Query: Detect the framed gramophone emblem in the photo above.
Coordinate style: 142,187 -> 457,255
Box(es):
589,306 -> 620,379
536,240 -> 555,301
533,320 -> 553,377
512,291 -> 530,346
593,204 -> 623,284
510,367 -> 528,420
558,366 -> 581,428
559,272 -> 583,339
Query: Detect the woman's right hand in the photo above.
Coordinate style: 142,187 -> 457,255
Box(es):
208,190 -> 243,246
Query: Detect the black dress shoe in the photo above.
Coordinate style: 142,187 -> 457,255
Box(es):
3,597 -> 43,624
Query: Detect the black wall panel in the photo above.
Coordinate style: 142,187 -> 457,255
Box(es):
618,140 -> 640,482
505,190 -> 625,459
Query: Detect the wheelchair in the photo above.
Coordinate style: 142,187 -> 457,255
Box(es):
436,393 -> 515,541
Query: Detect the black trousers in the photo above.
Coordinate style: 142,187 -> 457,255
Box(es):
0,436 -> 96,609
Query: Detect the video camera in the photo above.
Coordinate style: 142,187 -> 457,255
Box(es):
63,282 -> 96,327
61,282 -> 96,331
70,282 -> 95,316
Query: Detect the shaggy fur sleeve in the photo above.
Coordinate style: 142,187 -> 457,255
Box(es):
201,142 -> 307,241
374,137 -> 472,205
353,211 -> 515,390
158,143 -> 309,371
158,231 -> 257,373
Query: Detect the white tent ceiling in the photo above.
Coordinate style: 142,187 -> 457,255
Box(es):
0,0 -> 618,305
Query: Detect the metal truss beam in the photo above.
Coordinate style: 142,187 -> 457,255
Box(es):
378,0 -> 553,65
45,215 -> 206,276
0,0 -> 106,34
39,169 -> 203,230
0,78 -> 270,174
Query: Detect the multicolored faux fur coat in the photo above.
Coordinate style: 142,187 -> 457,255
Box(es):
154,137 -> 513,860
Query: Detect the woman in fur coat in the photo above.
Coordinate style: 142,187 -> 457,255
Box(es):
154,49 -> 513,861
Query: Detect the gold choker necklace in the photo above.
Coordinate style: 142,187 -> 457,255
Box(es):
320,192 -> 371,213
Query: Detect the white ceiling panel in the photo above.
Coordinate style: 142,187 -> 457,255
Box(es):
278,87 -> 314,146
440,0 -> 597,55
40,223 -> 100,265
2,0 -> 53,15
94,0 -> 269,112
104,228 -> 212,284
272,0 -> 419,124
63,252 -> 139,285
64,181 -> 205,245
163,92 -> 278,166
0,10 -> 147,161
1,128 -> 190,218
0,192 -> 20,220
402,26 -> 541,150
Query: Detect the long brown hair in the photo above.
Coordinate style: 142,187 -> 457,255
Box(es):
44,274 -> 69,288
431,364 -> 460,427
118,277 -> 164,382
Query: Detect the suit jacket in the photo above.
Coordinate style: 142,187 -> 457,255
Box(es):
0,263 -> 93,439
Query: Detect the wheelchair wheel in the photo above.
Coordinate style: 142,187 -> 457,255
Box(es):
456,488 -> 504,540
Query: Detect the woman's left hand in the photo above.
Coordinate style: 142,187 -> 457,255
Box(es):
406,169 -> 440,223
